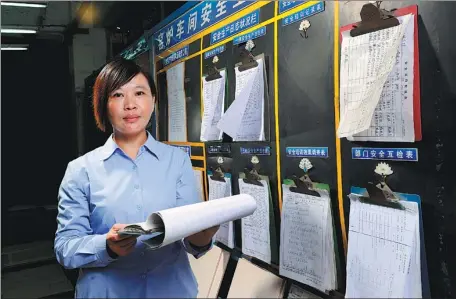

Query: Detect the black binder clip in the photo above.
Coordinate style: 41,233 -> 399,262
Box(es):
357,163 -> 404,210
238,47 -> 258,72
209,166 -> 226,182
289,174 -> 321,197
243,156 -> 263,186
210,156 -> 226,182
350,1 -> 399,37
205,63 -> 222,82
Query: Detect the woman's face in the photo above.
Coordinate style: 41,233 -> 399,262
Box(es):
107,73 -> 155,137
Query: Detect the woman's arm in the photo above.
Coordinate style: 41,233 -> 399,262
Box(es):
175,151 -> 218,258
54,161 -> 116,269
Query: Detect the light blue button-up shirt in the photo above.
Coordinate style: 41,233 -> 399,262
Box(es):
54,133 -> 212,298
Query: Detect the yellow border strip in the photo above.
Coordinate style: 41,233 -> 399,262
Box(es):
164,141 -> 205,147
273,1 -> 282,212
333,1 -> 347,256
191,156 -> 205,161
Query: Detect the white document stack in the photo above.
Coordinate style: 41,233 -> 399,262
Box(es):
346,195 -> 422,298
280,185 -> 338,293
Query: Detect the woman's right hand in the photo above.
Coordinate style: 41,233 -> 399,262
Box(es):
106,224 -> 138,257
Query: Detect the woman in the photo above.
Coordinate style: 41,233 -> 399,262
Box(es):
54,58 -> 218,298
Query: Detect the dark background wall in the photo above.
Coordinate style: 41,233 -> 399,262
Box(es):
1,39 -> 77,245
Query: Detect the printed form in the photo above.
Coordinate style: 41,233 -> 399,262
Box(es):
166,62 -> 187,141
201,70 -> 226,141
345,196 -> 421,298
338,14 -> 414,141
217,58 -> 265,141
208,175 -> 234,249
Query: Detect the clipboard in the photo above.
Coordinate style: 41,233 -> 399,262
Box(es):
340,4 -> 422,141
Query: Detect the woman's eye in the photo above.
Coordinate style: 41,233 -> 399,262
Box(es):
112,93 -> 123,98
136,91 -> 145,96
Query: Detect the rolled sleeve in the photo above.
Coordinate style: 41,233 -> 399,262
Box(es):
54,161 -> 115,269
182,237 -> 214,259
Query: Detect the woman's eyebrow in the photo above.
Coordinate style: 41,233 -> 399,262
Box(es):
135,84 -> 148,89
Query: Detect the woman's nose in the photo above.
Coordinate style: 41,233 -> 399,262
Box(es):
124,95 -> 137,110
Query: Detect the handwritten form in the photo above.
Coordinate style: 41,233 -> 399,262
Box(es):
217,58 -> 265,141
193,169 -> 204,202
201,70 -> 226,141
239,178 -> 271,263
338,14 -> 413,139
208,175 -> 234,248
346,195 -> 421,298
280,185 -> 337,293
166,62 -> 187,141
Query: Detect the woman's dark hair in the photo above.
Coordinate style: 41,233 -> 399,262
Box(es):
93,57 -> 157,132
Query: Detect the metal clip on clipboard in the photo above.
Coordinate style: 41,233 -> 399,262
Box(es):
349,1 -> 399,37
238,48 -> 258,72
289,174 -> 321,197
358,181 -> 405,210
209,165 -> 226,182
205,63 -> 222,82
242,167 -> 263,187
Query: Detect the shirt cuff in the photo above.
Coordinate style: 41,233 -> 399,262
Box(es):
182,237 -> 214,259
93,234 -> 117,265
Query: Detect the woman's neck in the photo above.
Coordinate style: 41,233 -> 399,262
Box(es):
113,130 -> 148,160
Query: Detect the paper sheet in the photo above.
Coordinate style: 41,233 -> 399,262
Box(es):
227,258 -> 285,299
239,178 -> 271,264
287,284 -> 322,299
338,14 -> 412,138
280,185 -> 337,293
142,194 -> 256,249
167,62 -> 187,141
217,58 -> 265,141
201,70 -> 226,141
193,169 -> 205,202
208,175 -> 235,248
345,195 -> 420,298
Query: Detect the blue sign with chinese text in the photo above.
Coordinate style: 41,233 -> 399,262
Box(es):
210,9 -> 260,45
233,26 -> 266,45
204,45 -> 226,60
172,145 -> 191,157
240,146 -> 271,156
162,45 -> 189,67
286,147 -> 329,158
154,1 -> 253,53
278,1 -> 309,14
351,147 -> 418,162
281,1 -> 325,27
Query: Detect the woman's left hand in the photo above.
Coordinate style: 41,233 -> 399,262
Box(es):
186,225 -> 220,247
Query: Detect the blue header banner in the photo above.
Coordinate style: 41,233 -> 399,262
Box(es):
210,9 -> 260,45
286,147 -> 329,158
278,1 -> 309,14
240,146 -> 271,156
162,45 -> 189,67
233,26 -> 266,45
351,147 -> 418,162
281,1 -> 325,27
204,45 -> 226,60
120,36 -> 149,60
154,1 -> 253,53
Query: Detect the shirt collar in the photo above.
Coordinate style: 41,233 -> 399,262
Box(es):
99,131 -> 162,161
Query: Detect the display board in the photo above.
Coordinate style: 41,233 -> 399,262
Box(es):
113,0 -> 456,297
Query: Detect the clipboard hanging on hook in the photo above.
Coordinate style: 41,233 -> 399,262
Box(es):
242,167 -> 263,187
238,45 -> 258,72
289,174 -> 321,197
205,64 -> 222,82
349,2 -> 400,37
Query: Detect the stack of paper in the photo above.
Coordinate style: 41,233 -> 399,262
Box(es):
200,70 -> 226,141
346,195 -> 421,298
217,58 -> 265,141
338,14 -> 414,141
193,169 -> 205,202
207,174 -> 235,249
166,62 -> 187,142
239,178 -> 272,264
280,185 -> 338,293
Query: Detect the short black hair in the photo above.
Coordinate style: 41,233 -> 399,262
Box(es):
93,57 -> 157,132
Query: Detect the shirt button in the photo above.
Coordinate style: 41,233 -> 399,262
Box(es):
132,165 -> 137,170
137,205 -> 142,210
134,184 -> 140,189
140,251 -> 145,256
